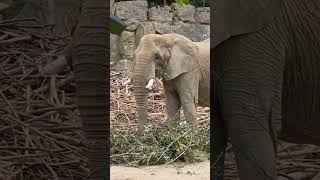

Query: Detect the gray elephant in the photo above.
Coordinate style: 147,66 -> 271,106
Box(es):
127,34 -> 210,133
213,0 -> 320,179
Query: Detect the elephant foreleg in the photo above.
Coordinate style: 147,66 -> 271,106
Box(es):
164,87 -> 181,128
179,90 -> 198,130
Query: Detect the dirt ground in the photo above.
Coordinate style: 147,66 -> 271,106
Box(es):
111,161 -> 210,180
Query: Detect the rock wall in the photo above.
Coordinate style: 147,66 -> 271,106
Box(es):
110,0 -> 210,72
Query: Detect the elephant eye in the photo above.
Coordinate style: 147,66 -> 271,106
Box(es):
154,53 -> 161,60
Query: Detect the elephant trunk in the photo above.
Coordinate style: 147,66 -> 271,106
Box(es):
71,0 -> 108,178
132,60 -> 154,133
133,74 -> 149,133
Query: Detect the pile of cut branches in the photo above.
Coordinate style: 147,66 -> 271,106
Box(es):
0,19 -> 86,180
111,122 -> 210,166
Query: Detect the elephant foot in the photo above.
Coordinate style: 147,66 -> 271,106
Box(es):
185,120 -> 198,132
166,120 -> 179,130
190,124 -> 199,134
165,119 -> 199,134
136,125 -> 146,136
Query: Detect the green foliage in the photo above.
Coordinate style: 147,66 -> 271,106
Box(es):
111,122 -> 209,166
110,15 -> 127,36
175,0 -> 190,5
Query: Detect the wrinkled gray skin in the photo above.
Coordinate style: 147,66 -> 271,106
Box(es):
71,0 -> 108,179
213,0 -> 320,179
132,34 -> 210,134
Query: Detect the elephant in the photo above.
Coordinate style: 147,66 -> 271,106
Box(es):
128,33 -> 210,134
212,0 -> 320,179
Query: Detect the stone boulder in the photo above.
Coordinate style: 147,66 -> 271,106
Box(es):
148,5 -> 173,22
120,31 -> 136,61
195,7 -> 210,24
110,0 -> 114,15
171,3 -> 195,22
110,34 -> 120,63
114,0 -> 148,21
125,19 -> 140,32
135,22 -> 155,47
153,21 -> 209,42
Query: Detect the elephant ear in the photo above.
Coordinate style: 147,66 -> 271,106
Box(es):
164,40 -> 198,80
213,0 -> 281,48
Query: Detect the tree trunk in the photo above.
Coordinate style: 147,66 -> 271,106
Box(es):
71,0 -> 109,179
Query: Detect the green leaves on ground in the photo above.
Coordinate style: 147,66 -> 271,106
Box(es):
111,122 -> 209,166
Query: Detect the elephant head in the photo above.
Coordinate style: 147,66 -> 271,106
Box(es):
131,34 -> 198,133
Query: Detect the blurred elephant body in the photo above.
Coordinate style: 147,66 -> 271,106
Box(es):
132,34 -> 210,133
71,1 -> 109,179
213,0 -> 320,179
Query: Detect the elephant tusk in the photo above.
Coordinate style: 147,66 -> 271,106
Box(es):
122,78 -> 132,86
146,79 -> 155,90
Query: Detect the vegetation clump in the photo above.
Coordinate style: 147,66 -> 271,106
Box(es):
111,122 -> 210,166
